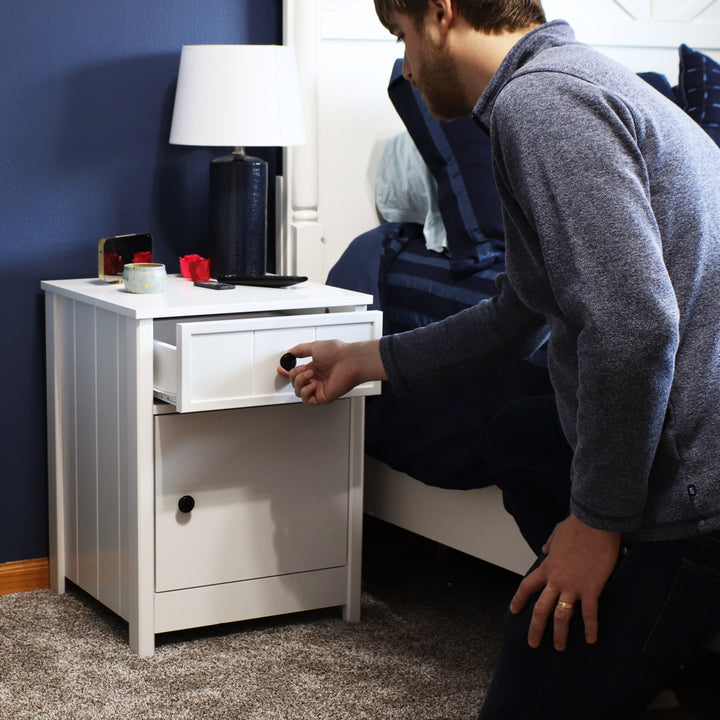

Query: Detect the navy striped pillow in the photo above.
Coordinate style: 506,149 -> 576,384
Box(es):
677,44 -> 720,147
387,59 -> 504,277
378,223 -> 502,334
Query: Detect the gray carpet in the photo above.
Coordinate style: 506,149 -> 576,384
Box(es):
3,521 -> 717,719
0,522 -> 514,720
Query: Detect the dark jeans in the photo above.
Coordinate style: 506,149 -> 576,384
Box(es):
479,395 -> 720,719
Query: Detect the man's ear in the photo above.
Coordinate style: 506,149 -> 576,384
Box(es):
429,0 -> 454,33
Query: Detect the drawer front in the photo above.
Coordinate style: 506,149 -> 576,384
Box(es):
154,310 -> 381,412
154,402 -> 351,592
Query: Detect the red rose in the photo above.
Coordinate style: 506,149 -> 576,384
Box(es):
179,254 -> 203,277
133,251 -> 153,263
104,253 -> 123,276
179,254 -> 211,281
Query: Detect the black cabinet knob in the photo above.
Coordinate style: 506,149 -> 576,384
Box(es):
280,352 -> 297,371
178,495 -> 195,514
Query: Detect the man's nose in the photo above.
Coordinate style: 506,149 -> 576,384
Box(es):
402,53 -> 412,80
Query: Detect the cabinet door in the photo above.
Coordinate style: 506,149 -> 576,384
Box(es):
154,401 -> 351,592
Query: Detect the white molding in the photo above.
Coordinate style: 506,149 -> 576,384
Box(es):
614,0 -> 719,23
544,0 -> 720,49
284,0 -> 323,278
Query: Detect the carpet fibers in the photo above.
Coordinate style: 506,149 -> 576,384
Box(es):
0,522 -> 514,720
3,521 -> 717,719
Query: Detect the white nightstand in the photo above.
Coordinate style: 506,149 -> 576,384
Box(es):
42,276 -> 382,656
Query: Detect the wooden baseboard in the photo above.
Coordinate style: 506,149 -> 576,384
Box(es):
0,558 -> 50,595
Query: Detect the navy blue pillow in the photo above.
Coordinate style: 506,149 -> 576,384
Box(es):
326,226 -> 383,310
637,71 -> 678,103
387,59 -> 504,277
676,44 -> 720,147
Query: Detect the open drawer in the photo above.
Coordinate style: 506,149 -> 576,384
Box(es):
153,310 -> 382,412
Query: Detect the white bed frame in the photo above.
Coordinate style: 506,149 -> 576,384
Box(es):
281,0 -> 720,576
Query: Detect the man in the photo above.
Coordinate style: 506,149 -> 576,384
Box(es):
279,1 -> 720,717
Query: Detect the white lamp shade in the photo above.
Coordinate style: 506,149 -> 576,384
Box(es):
169,44 -> 306,148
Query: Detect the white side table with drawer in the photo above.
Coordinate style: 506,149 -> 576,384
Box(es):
42,276 -> 382,656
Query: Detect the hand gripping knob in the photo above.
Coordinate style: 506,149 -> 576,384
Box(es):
280,353 -> 297,371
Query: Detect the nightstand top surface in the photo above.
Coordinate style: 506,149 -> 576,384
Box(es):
41,276 -> 374,319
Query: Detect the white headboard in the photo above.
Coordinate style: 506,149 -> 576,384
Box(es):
280,0 -> 720,282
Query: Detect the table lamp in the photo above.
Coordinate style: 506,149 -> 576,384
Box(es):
169,45 -> 305,278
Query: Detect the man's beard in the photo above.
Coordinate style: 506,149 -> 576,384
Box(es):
415,37 -> 470,120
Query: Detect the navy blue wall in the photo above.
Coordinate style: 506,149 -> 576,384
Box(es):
0,1 -> 282,564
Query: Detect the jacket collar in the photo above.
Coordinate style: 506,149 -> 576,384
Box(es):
472,20 -> 576,134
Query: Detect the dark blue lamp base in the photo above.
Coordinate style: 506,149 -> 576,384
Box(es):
209,152 -> 268,279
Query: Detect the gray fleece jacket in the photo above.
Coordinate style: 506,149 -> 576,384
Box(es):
379,21 -> 720,542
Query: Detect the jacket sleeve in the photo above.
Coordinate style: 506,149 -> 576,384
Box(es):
379,271 -> 549,396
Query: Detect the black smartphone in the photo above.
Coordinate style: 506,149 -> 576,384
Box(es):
98,233 -> 153,282
193,281 -> 235,290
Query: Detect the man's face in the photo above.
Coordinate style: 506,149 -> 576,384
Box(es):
389,9 -> 470,120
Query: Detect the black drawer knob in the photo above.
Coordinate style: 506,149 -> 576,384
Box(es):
178,495 -> 195,514
280,352 -> 297,371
